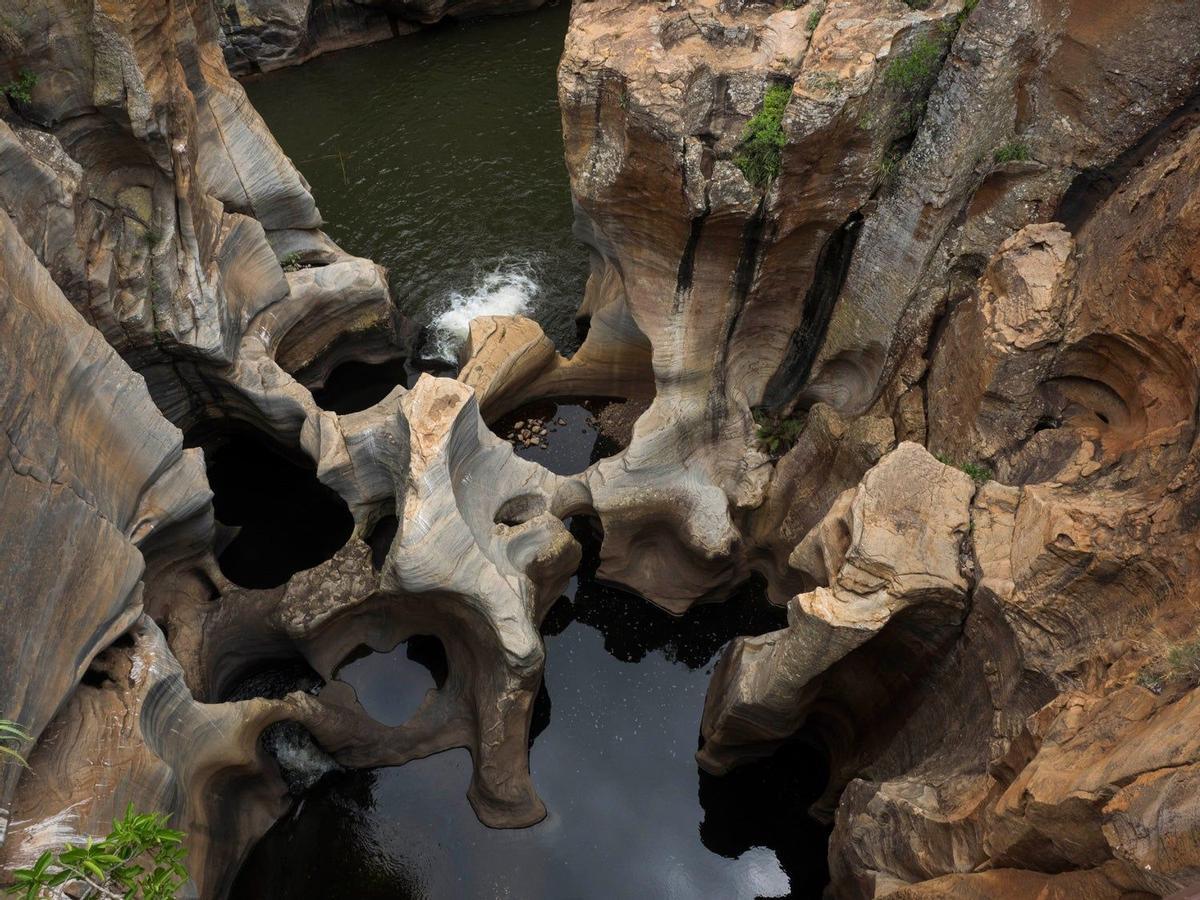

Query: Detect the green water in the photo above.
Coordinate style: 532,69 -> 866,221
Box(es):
245,2 -> 587,357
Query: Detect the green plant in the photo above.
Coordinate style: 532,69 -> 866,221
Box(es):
2,69 -> 36,104
806,72 -> 840,93
877,146 -> 904,179
735,84 -> 792,188
934,453 -> 992,485
1136,667 -> 1164,693
993,141 -> 1031,163
805,3 -> 823,31
1167,639 -> 1200,682
754,410 -> 805,456
0,719 -> 29,768
7,804 -> 188,900
885,35 -> 943,93
1138,636 -> 1200,694
280,251 -> 303,272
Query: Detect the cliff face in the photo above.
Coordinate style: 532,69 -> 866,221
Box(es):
547,0 -> 1200,896
3,0 -> 1200,897
216,0 -> 549,74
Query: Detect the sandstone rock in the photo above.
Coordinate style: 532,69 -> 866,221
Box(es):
217,0 -> 549,75
697,443 -> 973,774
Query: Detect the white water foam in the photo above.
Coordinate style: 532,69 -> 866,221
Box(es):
429,261 -> 540,360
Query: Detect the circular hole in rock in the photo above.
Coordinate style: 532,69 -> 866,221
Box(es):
489,397 -> 647,476
186,424 -> 354,589
309,357 -> 418,415
334,635 -> 448,727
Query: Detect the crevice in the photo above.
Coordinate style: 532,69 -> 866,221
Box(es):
759,212 -> 863,412
672,214 -> 707,314
1056,85 -> 1200,233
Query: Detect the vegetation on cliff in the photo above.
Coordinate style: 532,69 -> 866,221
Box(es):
735,84 -> 792,187
6,806 -> 188,900
0,719 -> 29,767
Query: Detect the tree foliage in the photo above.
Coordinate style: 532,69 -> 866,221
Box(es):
6,805 -> 189,900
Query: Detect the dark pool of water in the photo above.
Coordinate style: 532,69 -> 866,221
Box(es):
186,427 -> 354,589
245,3 -> 588,357
490,398 -> 623,476
333,636 -> 449,727
233,522 -> 832,899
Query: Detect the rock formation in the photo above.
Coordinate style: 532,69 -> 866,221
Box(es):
217,0 -> 549,74
3,0 -> 1200,897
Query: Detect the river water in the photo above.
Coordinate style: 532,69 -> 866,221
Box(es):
232,523 -> 830,899
236,7 -> 831,898
245,2 -> 588,359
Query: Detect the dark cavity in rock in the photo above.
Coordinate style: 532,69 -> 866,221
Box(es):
308,356 -> 417,414
233,520 -> 832,899
186,425 -> 354,589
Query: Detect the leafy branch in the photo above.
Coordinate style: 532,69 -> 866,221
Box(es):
6,805 -> 189,900
0,718 -> 30,768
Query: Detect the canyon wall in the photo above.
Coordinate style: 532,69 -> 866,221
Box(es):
548,0 -> 1200,896
2,0 -> 1200,897
217,0 -> 548,73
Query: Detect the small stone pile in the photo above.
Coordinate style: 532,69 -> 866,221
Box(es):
505,415 -> 569,449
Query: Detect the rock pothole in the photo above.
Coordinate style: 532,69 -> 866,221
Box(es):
186,425 -> 355,589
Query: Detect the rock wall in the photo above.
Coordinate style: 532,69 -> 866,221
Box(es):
217,0 -> 549,74
3,0 -> 1200,897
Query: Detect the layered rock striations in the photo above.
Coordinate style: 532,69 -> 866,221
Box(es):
217,0 -> 550,74
0,0 -> 572,891
4,0 -> 1200,897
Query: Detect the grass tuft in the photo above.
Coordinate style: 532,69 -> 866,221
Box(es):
934,452 -> 992,485
735,84 -> 793,188
993,141 -> 1032,163
2,68 -> 36,104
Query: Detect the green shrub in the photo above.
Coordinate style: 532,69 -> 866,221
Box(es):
805,4 -> 823,31
754,410 -> 805,456
885,35 -> 943,93
2,69 -> 36,104
1139,637 -> 1200,694
6,804 -> 189,900
735,84 -> 792,188
993,141 -> 1032,163
1167,639 -> 1200,682
934,452 -> 992,485
280,251 -> 303,272
0,718 -> 29,767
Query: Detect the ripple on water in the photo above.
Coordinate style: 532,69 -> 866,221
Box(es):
244,3 -> 589,356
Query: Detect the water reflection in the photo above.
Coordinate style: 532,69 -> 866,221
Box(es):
244,4 -> 588,354
234,523 -> 830,899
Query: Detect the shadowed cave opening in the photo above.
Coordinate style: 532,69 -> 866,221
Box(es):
233,519 -> 834,899
185,424 -> 354,589
307,356 -> 419,414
